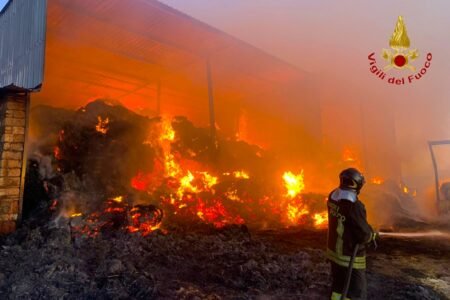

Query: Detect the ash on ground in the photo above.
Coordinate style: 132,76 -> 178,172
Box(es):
0,224 -> 448,299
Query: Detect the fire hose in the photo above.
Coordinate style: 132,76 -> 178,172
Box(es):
340,243 -> 360,300
341,235 -> 379,300
378,230 -> 450,239
340,230 -> 449,300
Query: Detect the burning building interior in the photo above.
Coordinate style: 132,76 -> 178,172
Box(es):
0,0 -> 449,299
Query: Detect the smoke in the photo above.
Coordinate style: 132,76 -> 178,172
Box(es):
159,0 -> 450,219
25,0 -> 450,228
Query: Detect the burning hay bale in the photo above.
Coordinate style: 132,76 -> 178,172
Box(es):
27,100 -> 328,234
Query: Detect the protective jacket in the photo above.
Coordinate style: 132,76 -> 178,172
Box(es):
326,188 -> 376,269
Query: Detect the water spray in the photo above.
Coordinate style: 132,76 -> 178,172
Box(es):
378,230 -> 450,239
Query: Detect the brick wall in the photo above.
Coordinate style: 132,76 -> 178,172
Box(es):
0,92 -> 29,234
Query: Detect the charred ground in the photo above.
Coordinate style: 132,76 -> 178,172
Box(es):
0,100 -> 448,299
0,224 -> 448,299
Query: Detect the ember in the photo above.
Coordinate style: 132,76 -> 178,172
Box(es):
371,177 -> 384,185
127,205 -> 163,236
70,199 -> 163,238
233,171 -> 250,179
313,212 -> 328,228
30,101 -> 330,235
95,116 -> 109,134
343,147 -> 357,162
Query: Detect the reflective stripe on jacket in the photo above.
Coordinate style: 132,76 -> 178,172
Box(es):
326,189 -> 375,269
331,291 -> 350,300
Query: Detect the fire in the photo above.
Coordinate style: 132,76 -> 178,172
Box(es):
112,196 -> 123,203
201,172 -> 218,189
157,119 -> 181,178
283,171 -> 309,224
371,177 -> 384,185
177,171 -> 198,198
131,171 -> 152,191
62,115 -> 333,236
403,186 -> 409,194
95,116 -> 109,134
313,212 -> 328,228
281,171 -> 328,227
195,199 -> 244,228
127,224 -> 161,235
399,183 -> 415,196
165,154 -> 181,178
49,199 -> 58,211
287,204 -> 309,223
225,189 -> 242,202
233,171 -> 250,179
283,171 -> 305,198
343,148 -> 357,162
53,146 -> 61,160
222,171 -> 250,179
235,109 -> 248,142
159,118 -> 175,142
127,205 -> 163,236
70,201 -> 163,238
54,130 -> 64,160
174,170 -> 217,199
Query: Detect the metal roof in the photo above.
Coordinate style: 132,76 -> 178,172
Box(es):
0,0 -> 47,91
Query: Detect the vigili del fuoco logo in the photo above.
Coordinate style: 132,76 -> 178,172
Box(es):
368,16 -> 432,85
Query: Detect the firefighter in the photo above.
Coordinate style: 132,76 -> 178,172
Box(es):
326,168 -> 377,300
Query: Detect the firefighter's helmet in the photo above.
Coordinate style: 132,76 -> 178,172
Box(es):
339,168 -> 365,194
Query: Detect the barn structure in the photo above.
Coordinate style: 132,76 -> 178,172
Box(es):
0,0 -> 321,233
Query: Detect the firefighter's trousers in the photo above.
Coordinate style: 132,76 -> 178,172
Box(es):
330,262 -> 367,300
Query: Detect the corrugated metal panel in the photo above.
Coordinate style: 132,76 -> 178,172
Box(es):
0,0 -> 47,91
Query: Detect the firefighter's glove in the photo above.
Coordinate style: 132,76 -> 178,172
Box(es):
371,232 -> 379,250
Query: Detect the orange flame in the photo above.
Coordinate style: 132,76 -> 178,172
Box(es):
343,148 -> 357,162
54,146 -> 61,160
225,189 -> 242,202
131,172 -> 151,191
95,116 -> 109,134
283,171 -> 305,198
112,196 -> 123,203
287,204 -> 309,223
124,119 -> 330,230
177,171 -> 198,199
201,172 -> 218,189
371,177 -> 384,185
313,212 -> 328,228
233,171 -> 250,179
159,118 -> 175,142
